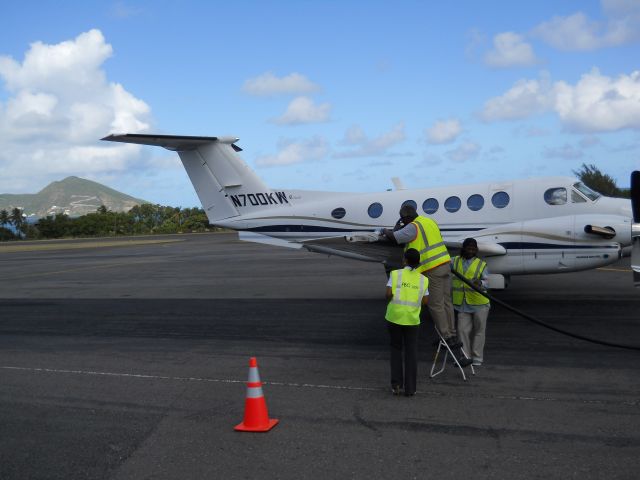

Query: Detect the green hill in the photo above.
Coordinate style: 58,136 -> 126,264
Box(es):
0,176 -> 148,217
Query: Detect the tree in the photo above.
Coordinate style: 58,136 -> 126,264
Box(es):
572,164 -> 622,197
0,227 -> 17,241
10,207 -> 24,233
0,209 -> 9,227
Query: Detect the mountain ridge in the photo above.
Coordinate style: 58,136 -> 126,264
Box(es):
0,176 -> 149,216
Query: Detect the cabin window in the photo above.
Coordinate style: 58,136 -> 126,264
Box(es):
367,202 -> 383,218
573,182 -> 600,201
401,200 -> 417,211
331,207 -> 346,219
467,194 -> 484,211
444,196 -> 461,213
422,198 -> 439,214
544,188 -> 567,205
571,190 -> 587,203
491,191 -> 510,208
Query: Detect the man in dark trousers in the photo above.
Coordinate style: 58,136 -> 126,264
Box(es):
385,248 -> 429,396
381,205 -> 459,343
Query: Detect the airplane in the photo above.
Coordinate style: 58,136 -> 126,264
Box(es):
101,134 -> 640,288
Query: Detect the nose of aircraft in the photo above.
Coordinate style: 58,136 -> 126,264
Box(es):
620,205 -> 632,218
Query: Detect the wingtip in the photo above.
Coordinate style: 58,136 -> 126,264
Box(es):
101,133 -> 127,141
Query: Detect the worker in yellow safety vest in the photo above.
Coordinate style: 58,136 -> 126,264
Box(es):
385,248 -> 429,396
451,237 -> 491,367
381,204 -> 461,349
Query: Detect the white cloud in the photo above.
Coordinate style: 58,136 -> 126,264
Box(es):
0,29 -> 152,194
0,29 -> 112,95
334,122 -> 407,158
271,96 -> 331,125
339,125 -> 367,145
255,136 -> 329,167
480,69 -> 640,132
242,72 -> 320,96
532,1 -> 640,51
425,119 -> 462,144
484,32 -> 538,68
480,76 -> 554,121
445,141 -> 481,163
554,69 -> 640,132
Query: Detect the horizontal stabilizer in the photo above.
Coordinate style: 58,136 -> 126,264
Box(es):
101,133 -> 242,152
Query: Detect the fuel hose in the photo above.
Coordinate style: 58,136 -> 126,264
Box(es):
450,269 -> 640,351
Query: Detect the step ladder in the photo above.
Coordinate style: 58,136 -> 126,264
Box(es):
430,328 -> 475,381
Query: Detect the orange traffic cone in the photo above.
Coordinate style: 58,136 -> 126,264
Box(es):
234,357 -> 279,432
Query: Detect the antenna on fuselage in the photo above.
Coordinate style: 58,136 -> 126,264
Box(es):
391,177 -> 406,191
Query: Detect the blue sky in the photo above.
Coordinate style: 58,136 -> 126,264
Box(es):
1,0 -> 639,206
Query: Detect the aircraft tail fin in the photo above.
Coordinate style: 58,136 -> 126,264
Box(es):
102,134 -> 289,222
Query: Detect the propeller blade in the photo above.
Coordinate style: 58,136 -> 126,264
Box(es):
629,171 -> 640,287
631,171 -> 640,224
632,237 -> 640,288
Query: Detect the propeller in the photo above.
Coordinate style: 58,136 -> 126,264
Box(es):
631,171 -> 640,287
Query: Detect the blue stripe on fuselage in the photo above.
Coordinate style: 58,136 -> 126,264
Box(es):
499,242 -> 618,250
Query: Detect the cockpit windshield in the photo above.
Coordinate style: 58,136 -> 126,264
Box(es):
573,182 -> 601,201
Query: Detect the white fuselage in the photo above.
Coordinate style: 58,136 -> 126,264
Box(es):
217,177 -> 632,275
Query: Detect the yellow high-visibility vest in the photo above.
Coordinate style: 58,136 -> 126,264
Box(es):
406,216 -> 450,274
385,268 -> 429,326
452,256 -> 490,306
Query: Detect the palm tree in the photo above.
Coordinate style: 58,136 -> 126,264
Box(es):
10,207 -> 24,233
0,209 -> 9,227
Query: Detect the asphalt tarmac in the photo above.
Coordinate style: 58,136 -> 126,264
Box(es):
1,233 -> 638,479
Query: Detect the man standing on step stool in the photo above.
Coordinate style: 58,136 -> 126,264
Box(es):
451,238 -> 491,367
381,205 -> 471,369
385,248 -> 429,396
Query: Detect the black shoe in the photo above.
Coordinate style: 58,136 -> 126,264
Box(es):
457,358 -> 473,367
404,391 -> 416,397
391,385 -> 402,395
446,337 -> 463,349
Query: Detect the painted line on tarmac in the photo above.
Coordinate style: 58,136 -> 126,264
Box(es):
596,267 -> 632,272
0,365 -> 376,392
5,256 -> 181,280
2,365 -> 637,407
0,238 -> 183,253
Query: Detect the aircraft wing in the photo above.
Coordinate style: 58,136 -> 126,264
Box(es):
238,231 -> 396,263
239,230 -> 505,266
304,235 -> 402,264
